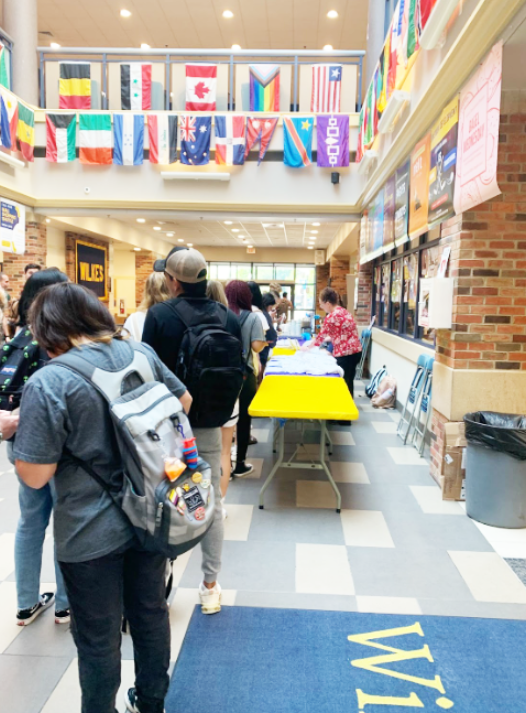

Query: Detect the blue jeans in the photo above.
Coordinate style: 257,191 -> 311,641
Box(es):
15,476 -> 69,611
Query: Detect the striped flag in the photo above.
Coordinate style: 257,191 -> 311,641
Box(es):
148,114 -> 177,164
121,64 -> 152,111
46,113 -> 76,163
17,103 -> 34,162
249,65 -> 280,112
59,62 -> 91,110
283,117 -> 313,168
113,114 -> 144,166
79,114 -> 112,165
0,87 -> 18,149
311,65 -> 342,113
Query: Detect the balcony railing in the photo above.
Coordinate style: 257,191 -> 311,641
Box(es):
37,47 -> 365,114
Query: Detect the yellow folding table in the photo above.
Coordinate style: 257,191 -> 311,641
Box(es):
249,375 -> 359,512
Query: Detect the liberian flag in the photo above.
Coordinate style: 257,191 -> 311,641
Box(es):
121,64 -> 152,111
214,115 -> 245,166
283,117 -> 312,169
113,114 -> 144,166
148,114 -> 177,165
311,65 -> 342,113
244,117 -> 278,165
186,64 -> 217,111
46,113 -> 76,163
79,113 -> 112,165
0,87 -> 18,149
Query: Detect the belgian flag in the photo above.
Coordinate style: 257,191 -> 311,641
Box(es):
59,62 -> 91,110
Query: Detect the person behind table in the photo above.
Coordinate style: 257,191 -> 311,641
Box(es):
15,282 -> 192,713
225,280 -> 266,478
124,272 -> 170,341
304,286 -> 362,399
9,269 -> 71,627
143,248 -> 242,616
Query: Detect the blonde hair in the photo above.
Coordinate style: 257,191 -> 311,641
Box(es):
138,272 -> 170,312
206,279 -> 228,307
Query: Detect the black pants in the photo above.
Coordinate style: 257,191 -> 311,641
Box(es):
237,371 -> 257,466
336,352 -> 362,399
60,545 -> 170,713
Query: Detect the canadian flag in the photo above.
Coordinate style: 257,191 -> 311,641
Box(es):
185,64 -> 217,111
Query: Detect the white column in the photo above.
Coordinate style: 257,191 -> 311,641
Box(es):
3,0 -> 39,104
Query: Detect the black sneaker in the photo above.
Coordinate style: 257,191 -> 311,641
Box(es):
55,608 -> 71,625
125,688 -> 165,713
249,434 -> 258,445
16,592 -> 55,627
232,462 -> 254,478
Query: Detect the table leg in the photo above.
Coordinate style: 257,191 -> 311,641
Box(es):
319,420 -> 342,513
259,420 -> 285,510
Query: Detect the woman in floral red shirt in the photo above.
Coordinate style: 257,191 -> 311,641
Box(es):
308,287 -> 362,398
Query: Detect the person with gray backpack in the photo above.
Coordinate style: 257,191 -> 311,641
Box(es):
14,283 -> 196,713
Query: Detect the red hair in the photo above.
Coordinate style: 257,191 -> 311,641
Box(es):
225,280 -> 253,315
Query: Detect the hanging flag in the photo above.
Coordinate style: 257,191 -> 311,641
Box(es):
316,115 -> 349,168
17,103 -> 34,162
363,82 -> 374,148
379,30 -> 391,111
214,115 -> 246,166
113,114 -> 144,166
0,93 -> 11,149
79,113 -> 112,165
420,0 -> 439,31
59,62 -> 91,110
46,113 -> 76,163
0,44 -> 10,90
185,64 -> 217,111
311,65 -> 342,113
356,108 -> 364,163
0,88 -> 18,149
249,65 -> 280,112
388,0 -> 403,97
283,117 -> 313,168
244,117 -> 278,165
121,63 -> 152,111
407,0 -> 420,60
180,115 -> 211,166
148,114 -> 178,165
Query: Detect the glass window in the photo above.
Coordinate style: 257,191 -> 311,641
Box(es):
380,263 -> 390,327
275,264 -> 295,281
403,253 -> 418,337
208,263 -> 218,280
294,283 -> 315,311
232,263 -> 252,280
217,263 -> 231,281
391,259 -> 403,332
255,264 -> 273,280
373,265 -> 382,325
295,266 -> 316,285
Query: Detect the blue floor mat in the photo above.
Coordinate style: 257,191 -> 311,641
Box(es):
166,606 -> 526,712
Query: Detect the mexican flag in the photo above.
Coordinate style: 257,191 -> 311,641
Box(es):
46,113 -> 76,163
17,103 -> 34,162
79,113 -> 112,165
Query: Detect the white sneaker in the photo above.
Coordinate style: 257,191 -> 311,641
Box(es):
198,581 -> 222,615
221,497 -> 228,520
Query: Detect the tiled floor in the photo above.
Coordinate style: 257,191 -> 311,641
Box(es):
2,382 -> 526,711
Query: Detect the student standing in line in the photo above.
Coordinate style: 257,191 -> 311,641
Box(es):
123,272 -> 170,341
260,292 -> 278,372
143,248 -> 243,615
15,283 -> 192,713
225,280 -> 266,478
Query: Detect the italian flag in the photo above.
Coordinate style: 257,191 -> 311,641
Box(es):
79,113 -> 112,165
46,113 -> 76,163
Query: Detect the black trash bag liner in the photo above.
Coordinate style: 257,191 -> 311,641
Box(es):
464,411 -> 526,461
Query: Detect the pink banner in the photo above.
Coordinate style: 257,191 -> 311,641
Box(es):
454,41 -> 503,214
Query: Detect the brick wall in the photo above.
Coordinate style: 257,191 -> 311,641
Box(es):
65,232 -> 110,307
355,261 -> 373,326
135,251 -> 155,307
315,262 -> 330,318
3,222 -> 47,299
329,256 -> 349,305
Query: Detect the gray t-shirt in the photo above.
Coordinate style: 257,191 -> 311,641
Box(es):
240,310 -> 265,371
13,339 -> 187,563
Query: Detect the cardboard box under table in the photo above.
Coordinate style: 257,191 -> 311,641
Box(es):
248,375 -> 359,512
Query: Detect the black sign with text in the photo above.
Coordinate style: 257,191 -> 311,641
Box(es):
76,241 -> 107,299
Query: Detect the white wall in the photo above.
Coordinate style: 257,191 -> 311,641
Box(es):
45,225 -> 66,272
113,249 -> 136,317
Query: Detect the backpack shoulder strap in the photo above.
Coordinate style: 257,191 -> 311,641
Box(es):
239,310 -> 251,328
170,299 -> 228,330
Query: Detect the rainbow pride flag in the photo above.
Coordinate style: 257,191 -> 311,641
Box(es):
249,65 -> 280,112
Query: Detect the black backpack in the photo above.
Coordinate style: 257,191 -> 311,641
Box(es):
171,300 -> 244,428
0,329 -> 43,411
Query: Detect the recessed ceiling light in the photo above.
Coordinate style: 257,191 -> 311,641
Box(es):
308,246 -> 314,250
243,240 -> 249,243
45,218 -> 51,223
134,247 -> 141,251
153,226 -> 161,231
247,245 -> 253,249
222,9 -> 234,18
50,42 -> 61,49
224,220 -> 233,225
120,9 -> 132,17
232,44 -> 241,51
187,243 -> 193,247
323,44 -> 334,51
178,238 -> 184,242
327,10 -> 339,18
312,222 -> 321,226
310,230 -> 318,234
136,218 -> 146,223
167,232 -> 174,237
232,228 -> 239,232
141,43 -> 151,50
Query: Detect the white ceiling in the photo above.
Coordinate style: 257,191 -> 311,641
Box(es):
28,0 -> 369,51
116,215 -> 342,248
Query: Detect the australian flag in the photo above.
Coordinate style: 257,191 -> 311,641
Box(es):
180,115 -> 211,166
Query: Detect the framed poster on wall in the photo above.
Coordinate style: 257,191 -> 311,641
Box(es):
75,240 -> 108,300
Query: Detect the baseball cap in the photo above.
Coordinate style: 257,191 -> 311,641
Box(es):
153,247 -> 208,284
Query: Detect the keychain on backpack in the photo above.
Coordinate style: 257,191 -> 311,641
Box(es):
182,437 -> 199,469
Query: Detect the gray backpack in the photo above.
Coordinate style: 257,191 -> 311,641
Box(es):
53,342 -> 216,559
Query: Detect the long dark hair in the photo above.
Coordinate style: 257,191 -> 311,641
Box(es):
30,282 -> 122,354
247,281 -> 264,310
224,280 -> 253,315
18,268 -> 69,327
262,292 -> 276,311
